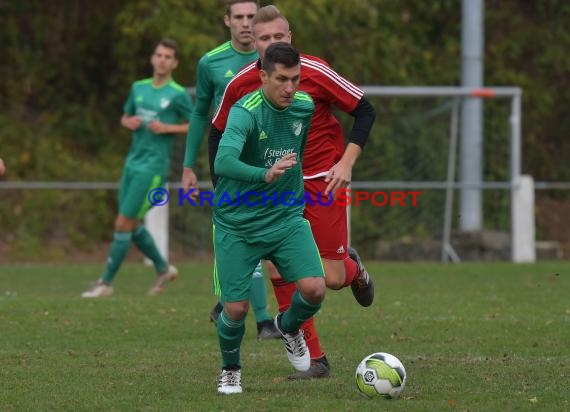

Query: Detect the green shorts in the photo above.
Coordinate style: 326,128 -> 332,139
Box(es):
118,166 -> 165,219
213,218 -> 324,302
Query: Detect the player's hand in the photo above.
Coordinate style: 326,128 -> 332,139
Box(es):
265,153 -> 297,183
182,167 -> 200,201
123,116 -> 143,131
148,120 -> 168,134
324,160 -> 352,196
0,158 -> 5,176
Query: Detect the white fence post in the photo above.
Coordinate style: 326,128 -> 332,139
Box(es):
511,175 -> 535,262
144,188 -> 169,265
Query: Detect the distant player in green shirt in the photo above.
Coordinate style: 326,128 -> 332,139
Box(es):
213,42 -> 325,395
182,0 -> 279,339
82,38 -> 193,298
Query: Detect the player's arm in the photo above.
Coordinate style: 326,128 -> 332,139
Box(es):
214,107 -> 266,182
338,96 -> 376,165
214,107 -> 296,183
183,57 -> 214,168
148,122 -> 189,134
208,125 -> 223,164
121,113 -> 142,131
148,90 -> 193,135
216,145 -> 296,183
121,84 -> 142,131
325,96 -> 376,195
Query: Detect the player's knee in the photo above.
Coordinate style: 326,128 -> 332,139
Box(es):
114,215 -> 136,232
324,275 -> 345,290
301,278 -> 326,304
224,301 -> 249,320
324,261 -> 345,290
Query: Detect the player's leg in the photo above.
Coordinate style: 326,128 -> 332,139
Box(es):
207,132 -> 226,323
82,168 -> 136,298
250,261 -> 280,339
268,262 -> 328,378
304,178 -> 374,306
210,268 -> 276,336
214,226 -> 259,394
116,171 -> 177,295
271,219 -> 326,372
123,173 -> 178,295
205,132 -> 276,339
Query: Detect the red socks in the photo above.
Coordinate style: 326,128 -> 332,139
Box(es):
341,256 -> 359,288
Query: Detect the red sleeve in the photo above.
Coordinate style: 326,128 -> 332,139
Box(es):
301,54 -> 363,113
212,82 -> 240,131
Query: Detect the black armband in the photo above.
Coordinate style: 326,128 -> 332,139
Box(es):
348,97 -> 376,149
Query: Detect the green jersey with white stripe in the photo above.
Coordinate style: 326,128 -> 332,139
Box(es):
184,41 -> 258,167
214,89 -> 314,236
197,41 -> 258,111
123,78 -> 193,176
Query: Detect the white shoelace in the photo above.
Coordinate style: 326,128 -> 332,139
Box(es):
284,331 -> 307,357
220,370 -> 241,386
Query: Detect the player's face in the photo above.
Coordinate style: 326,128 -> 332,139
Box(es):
260,63 -> 301,109
151,45 -> 178,77
225,2 -> 258,51
253,18 -> 292,59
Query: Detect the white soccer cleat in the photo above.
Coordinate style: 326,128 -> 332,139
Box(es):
217,368 -> 242,394
274,313 -> 310,372
81,280 -> 113,298
147,265 -> 179,296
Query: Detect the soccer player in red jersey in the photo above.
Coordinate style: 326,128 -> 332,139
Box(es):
184,5 -> 376,379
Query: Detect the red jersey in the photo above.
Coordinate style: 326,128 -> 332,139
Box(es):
212,54 -> 363,179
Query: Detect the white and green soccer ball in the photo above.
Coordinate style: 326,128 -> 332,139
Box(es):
355,352 -> 407,399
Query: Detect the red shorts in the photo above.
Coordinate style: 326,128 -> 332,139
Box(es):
303,178 -> 349,260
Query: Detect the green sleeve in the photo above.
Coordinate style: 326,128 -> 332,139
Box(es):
214,106 -> 266,182
175,90 -> 193,122
184,56 -> 214,167
123,84 -> 136,115
215,146 -> 267,183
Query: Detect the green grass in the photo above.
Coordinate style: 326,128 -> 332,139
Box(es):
1,261 -> 569,411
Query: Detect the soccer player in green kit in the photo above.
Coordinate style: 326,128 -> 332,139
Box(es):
82,38 -> 193,298
213,42 -> 325,394
182,0 -> 280,339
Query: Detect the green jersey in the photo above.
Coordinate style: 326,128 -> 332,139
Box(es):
213,89 -> 315,236
123,78 -> 193,176
184,41 -> 258,167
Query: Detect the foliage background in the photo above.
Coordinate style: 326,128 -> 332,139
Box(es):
0,0 -> 569,260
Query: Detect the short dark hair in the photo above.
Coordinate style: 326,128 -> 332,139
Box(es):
261,42 -> 300,74
226,0 -> 259,17
154,38 -> 179,59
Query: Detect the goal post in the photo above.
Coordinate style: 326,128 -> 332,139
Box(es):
354,85 -> 531,262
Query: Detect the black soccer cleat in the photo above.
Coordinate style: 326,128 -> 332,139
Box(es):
288,355 -> 331,380
256,320 -> 282,340
348,247 -> 374,307
209,302 -> 223,325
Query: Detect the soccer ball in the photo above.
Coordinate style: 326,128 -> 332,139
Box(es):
355,352 -> 407,399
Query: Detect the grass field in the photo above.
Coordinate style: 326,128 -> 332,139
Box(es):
1,261 -> 569,411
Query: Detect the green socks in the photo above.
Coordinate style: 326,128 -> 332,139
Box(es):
101,232 -> 132,284
250,261 -> 271,322
280,290 -> 322,333
131,225 -> 168,273
217,311 -> 245,368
